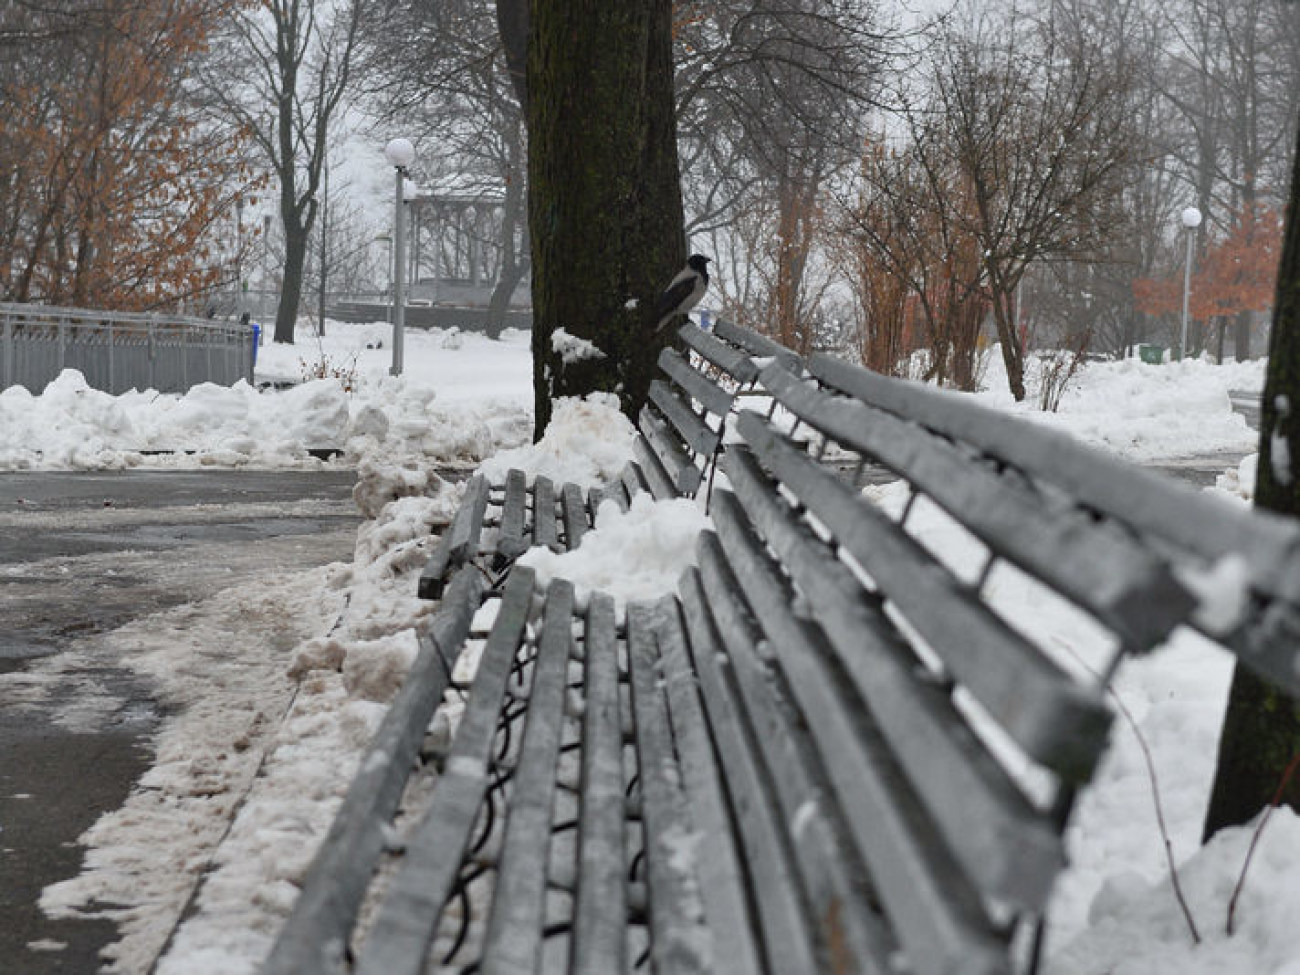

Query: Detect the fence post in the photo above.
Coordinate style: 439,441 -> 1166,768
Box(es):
107,319 -> 115,393
2,313 -> 12,389
148,321 -> 156,391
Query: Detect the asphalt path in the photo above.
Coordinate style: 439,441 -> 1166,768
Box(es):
0,469 -> 359,974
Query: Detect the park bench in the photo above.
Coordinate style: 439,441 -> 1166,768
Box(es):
266,339 -> 1300,975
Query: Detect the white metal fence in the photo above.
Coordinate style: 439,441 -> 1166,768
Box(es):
0,303 -> 255,395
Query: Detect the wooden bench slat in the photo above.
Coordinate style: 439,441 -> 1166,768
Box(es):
561,481 -> 588,550
418,474 -> 489,599
572,593 -> 627,975
263,565 -> 487,975
639,403 -> 704,496
532,474 -> 559,551
650,378 -> 723,459
631,436 -> 679,500
734,416 -> 1113,785
626,602 -> 713,973
621,460 -> 649,503
760,365 -> 1194,650
354,568 -> 536,975
711,318 -> 801,372
497,467 -> 530,562
481,580 -> 576,971
685,552 -> 900,972
678,323 -> 759,384
808,352 -> 1300,604
652,598 -> 771,975
708,489 -> 1011,975
657,346 -> 735,418
675,575 -> 839,974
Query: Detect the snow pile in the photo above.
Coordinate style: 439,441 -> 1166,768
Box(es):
1216,453 -> 1259,501
551,327 -> 606,365
1050,808 -> 1300,975
518,492 -> 709,611
478,391 -> 637,487
979,352 -> 1264,463
0,321 -> 533,470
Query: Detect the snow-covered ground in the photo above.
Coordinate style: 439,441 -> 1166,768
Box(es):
8,319 -> 1292,975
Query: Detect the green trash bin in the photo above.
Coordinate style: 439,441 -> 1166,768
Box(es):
1138,344 -> 1165,364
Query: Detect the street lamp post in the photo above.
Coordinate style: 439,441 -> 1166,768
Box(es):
1179,205 -> 1202,361
384,137 -> 415,376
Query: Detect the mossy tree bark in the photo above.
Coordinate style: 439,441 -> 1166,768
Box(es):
1203,122 -> 1300,840
525,0 -> 685,439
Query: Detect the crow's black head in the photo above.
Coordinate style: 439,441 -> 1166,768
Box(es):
687,254 -> 711,274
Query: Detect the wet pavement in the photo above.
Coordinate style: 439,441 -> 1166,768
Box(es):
0,469 -> 359,974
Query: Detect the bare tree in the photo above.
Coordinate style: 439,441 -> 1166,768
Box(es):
199,0 -> 363,344
674,0 -> 893,349
915,4 -> 1134,401
359,0 -> 528,339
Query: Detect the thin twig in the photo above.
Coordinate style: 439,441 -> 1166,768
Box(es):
1226,749 -> 1300,936
1105,685 -> 1202,945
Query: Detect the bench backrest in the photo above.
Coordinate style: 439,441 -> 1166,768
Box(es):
808,352 -> 1300,696
671,354 -> 1295,974
631,320 -> 793,501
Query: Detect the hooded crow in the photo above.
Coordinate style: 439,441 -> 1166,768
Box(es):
654,254 -> 711,332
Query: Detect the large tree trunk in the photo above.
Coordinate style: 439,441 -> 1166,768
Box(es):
1203,122 -> 1300,841
525,0 -> 685,439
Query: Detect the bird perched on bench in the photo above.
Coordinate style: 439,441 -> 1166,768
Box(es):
654,254 -> 711,333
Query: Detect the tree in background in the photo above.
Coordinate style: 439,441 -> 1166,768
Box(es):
1133,201 -> 1282,353
836,140 -> 987,390
921,5 -> 1134,401
675,0 -> 889,352
358,0 -> 530,340
201,0 -> 363,344
524,0 -> 685,436
1203,121 -> 1300,839
0,0 -> 253,310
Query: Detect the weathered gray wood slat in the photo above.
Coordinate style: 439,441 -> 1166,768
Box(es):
724,437 -> 1079,904
759,365 -> 1194,650
418,474 -> 490,599
678,323 -> 758,384
652,598 -> 771,975
734,415 -> 1112,785
532,475 -> 559,552
606,477 -> 632,512
639,403 -> 703,496
561,481 -> 588,550
621,461 -> 649,503
480,580 -> 576,972
631,432 -> 679,500
808,353 -> 1300,603
673,577 -> 828,974
497,467 -> 531,562
711,318 -> 801,372
264,565 -> 487,975
685,551 -> 899,972
626,602 -> 712,974
657,346 -> 735,418
650,379 -> 723,458
572,593 -> 627,975
354,568 -> 536,975
709,490 -> 1010,975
